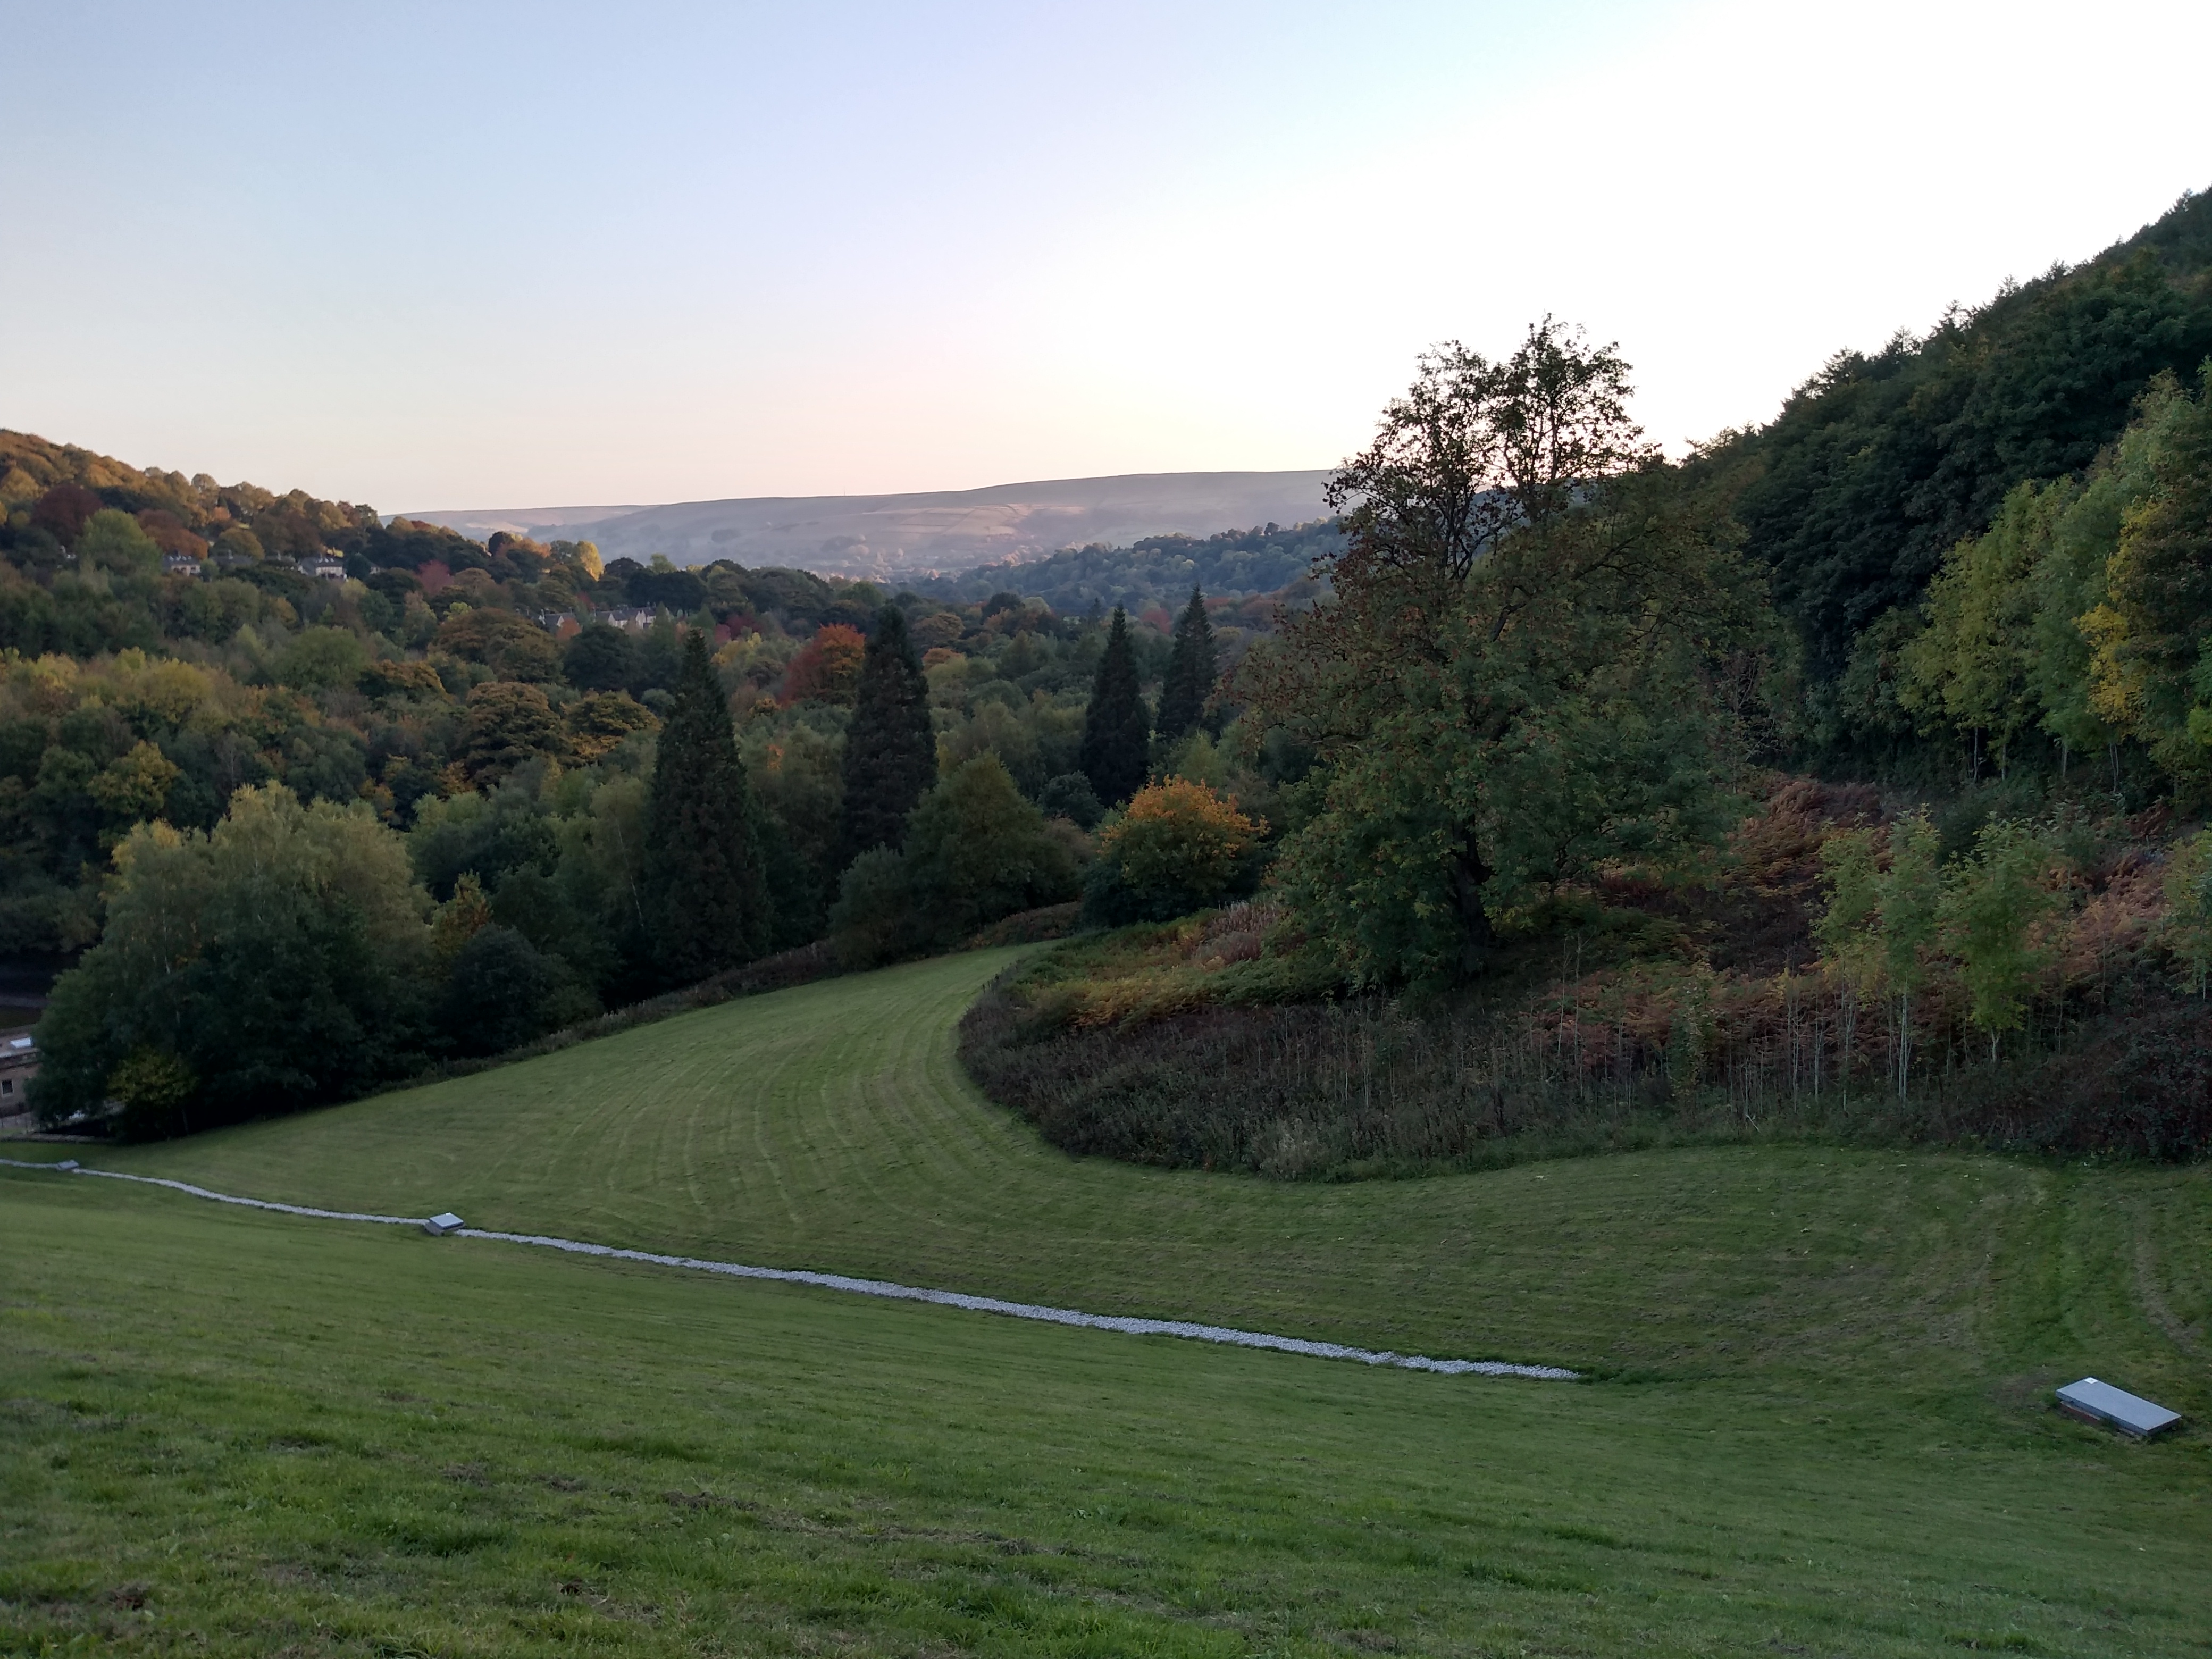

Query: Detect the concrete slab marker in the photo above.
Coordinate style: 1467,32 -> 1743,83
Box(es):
1,1158 -> 1578,1380
2055,1377 -> 2182,1438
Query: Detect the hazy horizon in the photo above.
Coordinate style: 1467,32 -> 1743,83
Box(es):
4,1 -> 2208,513
400,467 -> 1341,579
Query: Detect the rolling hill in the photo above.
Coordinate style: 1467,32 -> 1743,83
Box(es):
403,469 -> 1337,580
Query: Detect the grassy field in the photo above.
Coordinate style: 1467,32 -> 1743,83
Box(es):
5,1172 -> 2209,1658
5,945 -> 2211,1654
12,948 -> 2208,1390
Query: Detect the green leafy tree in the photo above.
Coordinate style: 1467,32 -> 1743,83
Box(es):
1814,827 -> 1883,1097
543,773 -> 653,997
276,626 -> 368,692
641,632 -> 772,982
1876,814 -> 1942,1099
1037,771 -> 1104,829
2029,471 -> 2123,772
409,785 -> 558,901
637,611 -> 685,694
1154,586 -> 1217,743
1904,481 -> 2069,772
825,848 -> 913,968
32,784 -> 432,1137
211,525 -> 264,563
457,681 -> 565,785
2080,366 -> 2212,785
744,717 -> 848,949
1080,607 -> 1150,806
901,755 -> 1080,943
75,509 -> 162,577
830,756 -> 1079,965
2163,828 -> 2212,996
1251,322 -> 1766,985
565,690 -> 657,761
87,741 -> 182,839
1940,820 -> 2057,1059
436,607 -> 562,682
839,605 -> 935,865
437,924 -> 592,1056
563,622 -> 640,692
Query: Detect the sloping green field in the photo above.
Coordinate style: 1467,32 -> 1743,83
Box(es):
21,947 -> 2210,1393
5,1173 -> 2210,1658
4,947 -> 2210,1654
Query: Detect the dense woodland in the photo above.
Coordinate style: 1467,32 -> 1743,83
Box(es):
15,188 -> 2212,1153
912,519 -> 1341,619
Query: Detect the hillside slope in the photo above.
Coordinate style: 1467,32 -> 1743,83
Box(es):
33,948 -> 2208,1414
1715,186 -> 2212,703
404,470 -> 1336,579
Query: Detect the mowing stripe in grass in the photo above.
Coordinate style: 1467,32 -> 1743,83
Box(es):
1,1157 -> 1579,1380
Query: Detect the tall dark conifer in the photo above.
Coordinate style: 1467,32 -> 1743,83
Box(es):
839,605 -> 936,865
642,632 -> 772,983
1154,585 -> 1217,743
1080,606 -> 1151,807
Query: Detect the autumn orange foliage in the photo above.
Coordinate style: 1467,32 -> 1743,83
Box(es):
781,623 -> 867,706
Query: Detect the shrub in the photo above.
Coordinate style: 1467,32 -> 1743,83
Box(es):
439,924 -> 595,1056
1037,771 -> 1104,829
1083,777 -> 1260,926
827,848 -> 915,968
830,756 -> 1079,966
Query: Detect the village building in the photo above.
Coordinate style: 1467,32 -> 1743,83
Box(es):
539,606 -> 664,634
0,1034 -> 38,1113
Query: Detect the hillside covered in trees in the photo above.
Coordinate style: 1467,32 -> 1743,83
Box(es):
913,518 -> 1341,621
13,188 -> 2212,1155
1702,187 -> 2212,775
3,424 -> 1283,1133
963,192 -> 2212,1171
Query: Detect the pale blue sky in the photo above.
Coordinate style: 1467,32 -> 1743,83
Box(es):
4,1 -> 2207,510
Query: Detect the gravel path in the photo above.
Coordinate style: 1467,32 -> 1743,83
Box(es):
4,1157 -> 1578,1381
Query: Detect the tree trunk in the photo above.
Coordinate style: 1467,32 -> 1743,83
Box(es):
1452,833 -> 1498,978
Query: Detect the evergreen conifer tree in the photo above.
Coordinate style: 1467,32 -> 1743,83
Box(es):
642,632 -> 772,983
1154,585 -> 1217,742
839,605 -> 937,865
1080,606 -> 1151,806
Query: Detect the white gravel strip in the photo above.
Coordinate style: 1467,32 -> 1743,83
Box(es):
3,1158 -> 1579,1381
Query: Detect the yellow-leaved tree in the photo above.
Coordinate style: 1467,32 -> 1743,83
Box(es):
1086,777 -> 1259,925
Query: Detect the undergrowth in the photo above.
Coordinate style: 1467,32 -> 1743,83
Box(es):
960,782 -> 2212,1180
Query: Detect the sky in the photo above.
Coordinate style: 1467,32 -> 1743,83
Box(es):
3,0 -> 2209,513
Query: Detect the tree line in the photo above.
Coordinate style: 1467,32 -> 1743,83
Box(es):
27,558 -> 1255,1133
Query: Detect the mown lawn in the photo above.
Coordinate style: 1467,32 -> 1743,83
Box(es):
3,1172 -> 2208,1658
3,947 -> 2208,1654
15,948 -> 2207,1397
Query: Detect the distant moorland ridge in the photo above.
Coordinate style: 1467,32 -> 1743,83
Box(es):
401,470 -> 1337,580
